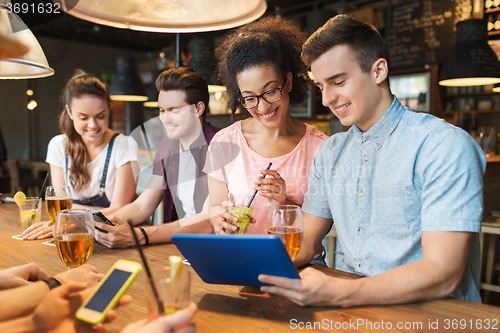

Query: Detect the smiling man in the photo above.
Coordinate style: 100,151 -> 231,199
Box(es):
259,15 -> 487,307
95,67 -> 219,248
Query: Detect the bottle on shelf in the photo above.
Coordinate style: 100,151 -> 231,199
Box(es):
494,14 -> 500,31
494,0 -> 500,8
486,0 -> 494,10
489,15 -> 495,31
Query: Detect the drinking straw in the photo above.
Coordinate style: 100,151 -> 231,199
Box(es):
38,172 -> 50,198
247,162 -> 272,208
127,222 -> 164,314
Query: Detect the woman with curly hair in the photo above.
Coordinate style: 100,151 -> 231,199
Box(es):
23,70 -> 139,240
205,16 -> 328,249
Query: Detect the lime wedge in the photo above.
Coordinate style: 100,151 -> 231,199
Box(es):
14,191 -> 26,207
169,255 -> 183,280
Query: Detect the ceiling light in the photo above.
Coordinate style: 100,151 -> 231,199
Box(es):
110,57 -> 147,102
54,0 -> 266,33
439,19 -> 500,87
0,1 -> 54,79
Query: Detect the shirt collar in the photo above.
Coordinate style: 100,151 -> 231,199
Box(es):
349,96 -> 405,150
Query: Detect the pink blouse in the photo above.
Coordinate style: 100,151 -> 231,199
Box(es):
205,121 -> 328,234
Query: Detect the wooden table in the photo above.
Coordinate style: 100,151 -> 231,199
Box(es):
1,202 -> 499,332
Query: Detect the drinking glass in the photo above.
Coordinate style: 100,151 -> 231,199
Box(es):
267,204 -> 303,261
19,197 -> 41,230
147,266 -> 191,320
54,209 -> 94,269
45,185 -> 73,225
225,193 -> 254,234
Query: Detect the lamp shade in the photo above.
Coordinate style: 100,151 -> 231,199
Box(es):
0,2 -> 54,79
110,57 -> 147,102
54,0 -> 266,33
439,19 -> 500,87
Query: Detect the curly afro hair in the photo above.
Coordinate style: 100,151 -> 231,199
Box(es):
217,16 -> 310,114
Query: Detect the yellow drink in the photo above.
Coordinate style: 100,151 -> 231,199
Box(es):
227,206 -> 253,234
268,226 -> 303,260
20,209 -> 41,230
46,197 -> 73,223
55,233 -> 94,268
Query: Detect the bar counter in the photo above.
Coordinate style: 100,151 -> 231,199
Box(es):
1,202 -> 499,332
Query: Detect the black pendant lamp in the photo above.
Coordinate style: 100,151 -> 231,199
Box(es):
110,57 -> 147,102
439,19 -> 500,87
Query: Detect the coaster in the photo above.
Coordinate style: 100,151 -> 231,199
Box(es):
11,234 -> 23,240
43,239 -> 56,246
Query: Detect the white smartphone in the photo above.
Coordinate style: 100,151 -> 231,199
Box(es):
76,260 -> 143,324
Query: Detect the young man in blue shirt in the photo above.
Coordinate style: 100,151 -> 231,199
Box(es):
259,15 -> 486,306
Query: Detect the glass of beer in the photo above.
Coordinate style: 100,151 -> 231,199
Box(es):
54,209 -> 94,269
46,185 -> 73,225
267,204 -> 303,261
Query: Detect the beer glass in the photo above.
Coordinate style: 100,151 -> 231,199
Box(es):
54,209 -> 94,269
267,204 -> 303,261
46,185 -> 73,225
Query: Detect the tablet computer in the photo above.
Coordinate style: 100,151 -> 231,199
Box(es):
171,234 -> 300,286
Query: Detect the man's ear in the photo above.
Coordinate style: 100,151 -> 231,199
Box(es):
372,58 -> 388,85
195,101 -> 205,117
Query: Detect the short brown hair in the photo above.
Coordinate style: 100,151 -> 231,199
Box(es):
156,66 -> 210,120
302,14 -> 389,73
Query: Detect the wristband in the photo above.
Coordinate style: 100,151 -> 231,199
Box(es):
138,227 -> 149,245
43,277 -> 62,290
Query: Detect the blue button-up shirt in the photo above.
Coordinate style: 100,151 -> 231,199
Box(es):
303,97 -> 486,302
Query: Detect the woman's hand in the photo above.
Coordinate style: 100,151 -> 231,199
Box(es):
22,221 -> 54,240
254,169 -> 287,205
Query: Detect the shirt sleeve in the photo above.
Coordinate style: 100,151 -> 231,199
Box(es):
113,135 -> 140,169
418,127 -> 486,232
301,140 -> 333,219
45,135 -> 66,168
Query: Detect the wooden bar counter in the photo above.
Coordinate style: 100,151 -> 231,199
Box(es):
1,202 -> 499,332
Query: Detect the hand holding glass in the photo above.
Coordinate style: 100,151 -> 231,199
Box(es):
46,185 -> 73,225
267,204 -> 303,260
225,193 -> 254,234
54,209 -> 94,269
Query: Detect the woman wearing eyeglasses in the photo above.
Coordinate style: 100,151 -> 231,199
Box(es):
205,16 -> 328,240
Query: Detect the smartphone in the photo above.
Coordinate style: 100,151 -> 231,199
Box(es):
76,260 -> 143,324
93,211 -> 114,233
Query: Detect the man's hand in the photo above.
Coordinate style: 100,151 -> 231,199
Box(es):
55,264 -> 103,287
121,303 -> 197,333
95,215 -> 136,249
259,267 -> 339,307
0,263 -> 50,290
22,221 -> 54,240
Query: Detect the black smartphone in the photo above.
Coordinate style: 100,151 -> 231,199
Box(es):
93,211 -> 114,233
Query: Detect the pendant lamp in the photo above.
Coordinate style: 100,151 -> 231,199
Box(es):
439,19 -> 500,87
53,0 -> 266,33
110,57 -> 147,102
0,1 -> 54,79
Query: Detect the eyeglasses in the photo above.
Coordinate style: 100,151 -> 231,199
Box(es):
238,86 -> 284,109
